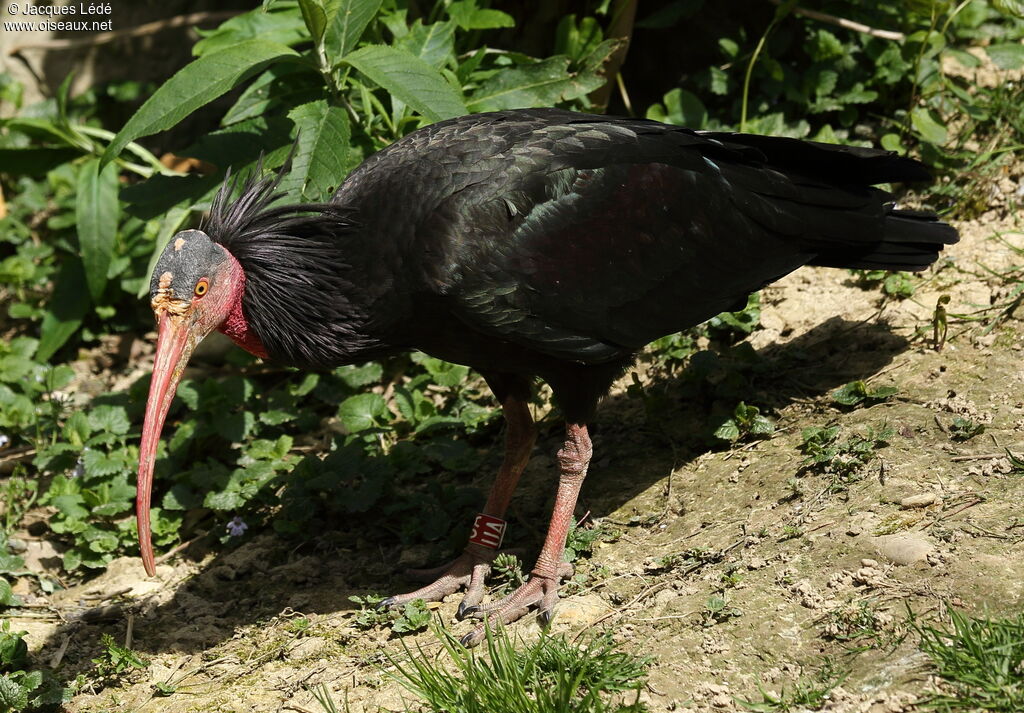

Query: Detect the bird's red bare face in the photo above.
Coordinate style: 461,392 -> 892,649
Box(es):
137,230 -> 244,576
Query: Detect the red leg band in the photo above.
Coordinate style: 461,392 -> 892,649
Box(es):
468,513 -> 507,549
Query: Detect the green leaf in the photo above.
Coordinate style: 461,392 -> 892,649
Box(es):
37,258 -> 90,362
101,40 -> 300,165
992,0 -> 1024,18
646,87 -> 707,128
910,107 -> 947,145
88,405 -> 131,435
467,56 -> 605,112
222,64 -> 323,126
76,159 -> 120,303
204,489 -> 246,511
985,43 -> 1024,70
51,494 -> 89,520
447,0 -> 514,30
343,45 -> 466,122
396,20 -> 456,68
193,7 -> 308,56
282,100 -> 350,201
713,419 -> 741,442
298,0 -> 329,44
831,380 -> 898,407
336,362 -> 382,388
338,392 -> 387,432
324,0 -> 382,59
0,579 -> 21,607
0,673 -> 30,710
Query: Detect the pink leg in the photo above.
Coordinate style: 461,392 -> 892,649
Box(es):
380,396 -> 536,615
460,422 -> 591,646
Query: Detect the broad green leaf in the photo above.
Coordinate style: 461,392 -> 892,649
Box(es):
282,100 -> 350,201
985,43 -> 1024,70
101,40 -> 300,166
204,489 -> 245,511
298,0 -> 329,44
76,158 -> 120,302
880,133 -> 903,152
713,419 -> 741,442
447,0 -> 514,30
337,362 -> 382,388
325,0 -> 382,60
0,579 -> 20,607
222,64 -> 323,126
910,107 -> 947,145
344,45 -> 466,122
467,56 -> 604,112
88,405 -> 131,435
992,0 -> 1024,17
396,20 -> 456,68
646,88 -> 707,128
37,258 -> 90,362
338,392 -> 387,432
193,7 -> 307,56
63,411 -> 92,447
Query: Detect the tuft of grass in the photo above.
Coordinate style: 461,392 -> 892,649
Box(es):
916,608 -> 1024,712
822,599 -> 905,652
387,626 -> 651,713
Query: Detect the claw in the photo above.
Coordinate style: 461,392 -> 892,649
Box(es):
537,608 -> 554,628
377,596 -> 397,610
457,602 -> 479,620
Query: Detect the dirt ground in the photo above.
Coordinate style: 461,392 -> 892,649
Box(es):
7,187 -> 1024,712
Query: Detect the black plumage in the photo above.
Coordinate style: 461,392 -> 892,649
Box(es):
139,108 -> 958,642
211,108 -> 955,420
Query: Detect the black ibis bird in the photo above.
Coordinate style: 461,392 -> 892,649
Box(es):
137,108 -> 958,645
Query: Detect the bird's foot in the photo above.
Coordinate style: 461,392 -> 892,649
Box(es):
378,546 -> 496,618
458,562 -> 574,646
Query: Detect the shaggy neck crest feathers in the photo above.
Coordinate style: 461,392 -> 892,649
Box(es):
204,167 -> 374,368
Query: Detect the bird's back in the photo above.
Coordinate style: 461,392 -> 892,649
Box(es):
329,109 -> 957,371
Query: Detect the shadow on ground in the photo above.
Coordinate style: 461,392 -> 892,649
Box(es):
36,315 -> 910,675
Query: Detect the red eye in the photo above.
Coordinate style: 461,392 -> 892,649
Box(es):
194,279 -> 209,297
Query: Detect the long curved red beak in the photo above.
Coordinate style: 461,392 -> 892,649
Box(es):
137,311 -> 200,576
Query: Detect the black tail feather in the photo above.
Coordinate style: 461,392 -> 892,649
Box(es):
809,207 -> 959,271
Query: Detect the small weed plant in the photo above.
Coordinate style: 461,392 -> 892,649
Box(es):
799,424 -> 893,490
349,594 -> 431,634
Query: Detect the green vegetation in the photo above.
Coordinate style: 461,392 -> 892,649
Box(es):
949,416 -> 986,441
1,0 -> 1023,709
831,380 -> 899,408
738,659 -> 848,712
89,634 -> 147,684
388,628 -> 651,713
799,424 -> 893,488
0,622 -> 69,712
350,594 -> 432,634
916,608 -> 1024,712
